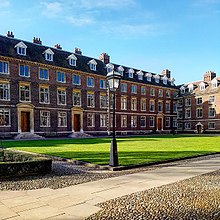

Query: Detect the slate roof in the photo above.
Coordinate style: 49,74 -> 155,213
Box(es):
0,34 -> 177,89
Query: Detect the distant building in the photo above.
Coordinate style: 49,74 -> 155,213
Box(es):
177,71 -> 220,133
0,31 -> 178,138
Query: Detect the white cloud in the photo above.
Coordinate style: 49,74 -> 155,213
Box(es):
78,0 -> 135,9
66,15 -> 94,26
103,23 -> 156,37
0,0 -> 10,7
40,2 -> 62,17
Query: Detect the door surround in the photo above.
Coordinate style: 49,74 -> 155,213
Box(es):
156,113 -> 164,131
17,103 -> 35,133
71,107 -> 83,133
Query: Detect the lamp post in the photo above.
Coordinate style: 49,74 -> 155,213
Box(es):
106,71 -> 121,167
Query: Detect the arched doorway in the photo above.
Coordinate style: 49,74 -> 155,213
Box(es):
195,122 -> 204,134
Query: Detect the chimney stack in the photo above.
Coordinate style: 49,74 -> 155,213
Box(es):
99,52 -> 110,64
54,44 -> 62,50
74,48 -> 82,55
161,69 -> 171,78
6,31 -> 14,38
33,37 -> 42,45
203,71 -> 216,82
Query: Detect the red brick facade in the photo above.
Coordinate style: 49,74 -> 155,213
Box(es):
0,34 -> 178,138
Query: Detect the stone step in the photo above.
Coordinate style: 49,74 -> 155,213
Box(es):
14,133 -> 45,140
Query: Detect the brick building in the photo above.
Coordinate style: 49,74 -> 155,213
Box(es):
0,32 -> 178,138
177,71 -> 220,133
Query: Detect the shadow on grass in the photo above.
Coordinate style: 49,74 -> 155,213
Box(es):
40,150 -> 216,166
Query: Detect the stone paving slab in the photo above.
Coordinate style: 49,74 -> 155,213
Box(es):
0,204 -> 18,219
0,156 -> 220,220
17,205 -> 65,220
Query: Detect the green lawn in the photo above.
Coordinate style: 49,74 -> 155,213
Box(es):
2,135 -> 220,166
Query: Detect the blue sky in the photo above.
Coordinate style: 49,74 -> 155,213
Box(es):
0,0 -> 220,84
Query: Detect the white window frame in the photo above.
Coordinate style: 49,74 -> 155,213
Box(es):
57,89 -> 66,105
208,122 -> 215,129
87,93 -> 95,108
0,61 -> 9,74
58,111 -> 67,127
87,77 -> 94,87
131,85 -> 137,94
100,95 -> 107,108
100,114 -> 107,127
19,64 -> 30,77
73,91 -> 81,106
0,109 -> 10,127
72,74 -> 81,85
39,86 -> 50,104
40,111 -> 50,127
131,116 -> 137,128
131,98 -> 137,111
121,115 -> 127,127
208,107 -> 215,118
56,71 -> 66,83
121,96 -> 127,110
140,116 -> 146,127
0,82 -> 10,101
87,113 -> 95,127
100,79 -> 106,89
121,83 -> 127,93
39,68 -> 49,80
149,116 -> 155,127
20,84 -> 31,102
43,48 -> 54,62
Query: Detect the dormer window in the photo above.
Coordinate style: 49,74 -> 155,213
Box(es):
67,54 -> 77,66
128,69 -> 134,78
118,66 -> 124,76
211,78 -> 218,88
137,71 -> 144,80
43,48 -> 54,62
14,41 -> 27,56
154,74 -> 160,83
188,84 -> 194,92
200,82 -> 206,91
88,59 -> 97,71
180,86 -> 185,94
163,76 -> 168,84
146,73 -> 152,82
106,63 -> 114,73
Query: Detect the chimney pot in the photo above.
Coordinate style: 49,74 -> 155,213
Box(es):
33,37 -> 42,45
54,44 -> 62,49
6,31 -> 14,38
99,52 -> 110,64
74,47 -> 82,55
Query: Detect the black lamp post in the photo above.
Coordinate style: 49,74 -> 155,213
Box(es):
106,70 -> 122,167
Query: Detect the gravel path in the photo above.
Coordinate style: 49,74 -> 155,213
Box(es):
0,154 -> 219,192
87,169 -> 220,220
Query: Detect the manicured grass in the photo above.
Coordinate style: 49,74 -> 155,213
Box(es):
2,135 -> 220,166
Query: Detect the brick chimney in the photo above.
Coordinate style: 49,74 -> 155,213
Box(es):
33,37 -> 42,45
203,71 -> 216,82
74,48 -> 82,55
161,69 -> 171,78
6,31 -> 14,38
54,44 -> 62,50
99,52 -> 110,64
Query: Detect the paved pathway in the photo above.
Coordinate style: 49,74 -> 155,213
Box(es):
0,156 -> 220,220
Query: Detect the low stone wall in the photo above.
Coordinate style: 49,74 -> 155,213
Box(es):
0,150 -> 52,178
